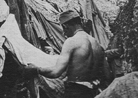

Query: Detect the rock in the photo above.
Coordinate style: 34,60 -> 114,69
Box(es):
94,0 -> 119,24
95,72 -> 138,98
0,0 -> 9,22
93,0 -> 128,24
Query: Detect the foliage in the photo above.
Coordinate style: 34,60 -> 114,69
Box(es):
110,0 -> 138,72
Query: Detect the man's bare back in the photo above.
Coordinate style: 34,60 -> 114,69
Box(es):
63,31 -> 104,82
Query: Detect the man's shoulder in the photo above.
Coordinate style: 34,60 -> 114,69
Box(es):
64,37 -> 74,44
63,38 -> 75,47
66,36 -> 80,42
64,37 -> 81,49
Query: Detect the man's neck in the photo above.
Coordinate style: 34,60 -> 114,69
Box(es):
73,25 -> 84,35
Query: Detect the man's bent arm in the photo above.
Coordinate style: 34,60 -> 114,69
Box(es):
39,39 -> 73,78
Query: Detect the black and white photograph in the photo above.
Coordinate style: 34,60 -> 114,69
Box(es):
1,0 -> 138,98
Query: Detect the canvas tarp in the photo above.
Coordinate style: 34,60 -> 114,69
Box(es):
0,14 -> 65,98
44,0 -> 111,49
5,0 -> 66,53
23,0 -> 66,53
0,14 -> 60,77
9,0 -> 110,52
6,0 -> 111,52
78,0 -> 111,49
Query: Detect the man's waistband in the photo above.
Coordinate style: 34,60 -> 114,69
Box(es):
65,81 -> 93,89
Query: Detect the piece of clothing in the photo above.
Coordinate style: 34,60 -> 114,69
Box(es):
24,0 -> 59,23
64,82 -> 94,98
0,14 -> 60,77
28,75 -> 65,98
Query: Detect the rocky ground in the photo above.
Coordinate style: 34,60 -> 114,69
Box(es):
94,0 -> 128,24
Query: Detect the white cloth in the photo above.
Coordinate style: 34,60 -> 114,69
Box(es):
0,14 -> 59,77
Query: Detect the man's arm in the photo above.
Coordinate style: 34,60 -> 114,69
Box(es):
105,48 -> 124,59
38,38 -> 74,78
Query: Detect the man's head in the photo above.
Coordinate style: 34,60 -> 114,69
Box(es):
59,10 -> 82,37
59,10 -> 80,24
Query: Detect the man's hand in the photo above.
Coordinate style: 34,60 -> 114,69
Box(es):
22,63 -> 38,80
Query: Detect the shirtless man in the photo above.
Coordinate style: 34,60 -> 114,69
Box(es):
35,10 -> 106,97
25,10 -> 108,98
36,10 -> 104,78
